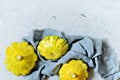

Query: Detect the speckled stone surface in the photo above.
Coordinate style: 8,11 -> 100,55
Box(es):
0,0 -> 120,80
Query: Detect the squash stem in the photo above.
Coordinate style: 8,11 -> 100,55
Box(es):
17,55 -> 23,61
71,73 -> 77,78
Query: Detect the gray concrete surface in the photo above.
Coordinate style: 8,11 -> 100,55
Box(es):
0,0 -> 120,80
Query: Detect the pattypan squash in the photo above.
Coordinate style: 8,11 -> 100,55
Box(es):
37,35 -> 69,60
59,60 -> 88,80
5,42 -> 38,76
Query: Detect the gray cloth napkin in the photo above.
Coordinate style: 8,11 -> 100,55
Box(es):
23,28 -> 120,80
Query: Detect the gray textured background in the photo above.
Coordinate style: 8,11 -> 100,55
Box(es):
0,0 -> 120,80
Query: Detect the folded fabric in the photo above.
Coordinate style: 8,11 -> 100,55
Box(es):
23,28 -> 120,80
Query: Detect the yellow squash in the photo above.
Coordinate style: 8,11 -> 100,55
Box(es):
5,42 -> 38,76
37,35 -> 69,60
59,60 -> 88,80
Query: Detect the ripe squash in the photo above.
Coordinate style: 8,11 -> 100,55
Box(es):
59,60 -> 88,80
37,35 -> 69,60
5,42 -> 38,76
